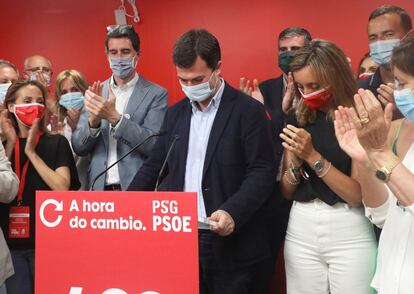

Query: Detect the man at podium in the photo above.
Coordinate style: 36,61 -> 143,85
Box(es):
128,29 -> 277,294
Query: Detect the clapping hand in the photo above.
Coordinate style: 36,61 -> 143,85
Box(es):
348,89 -> 394,153
282,73 -> 296,114
334,106 -> 368,163
239,77 -> 264,104
280,124 -> 318,163
25,118 -> 40,158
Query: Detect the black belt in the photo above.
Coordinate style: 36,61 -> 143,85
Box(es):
104,184 -> 122,191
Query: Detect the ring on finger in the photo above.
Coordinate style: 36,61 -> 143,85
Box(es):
360,117 -> 370,125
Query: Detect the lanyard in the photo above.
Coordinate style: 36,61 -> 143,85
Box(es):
14,133 -> 40,204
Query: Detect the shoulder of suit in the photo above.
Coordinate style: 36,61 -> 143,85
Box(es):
162,96 -> 189,117
259,75 -> 283,88
138,76 -> 167,94
225,83 -> 265,110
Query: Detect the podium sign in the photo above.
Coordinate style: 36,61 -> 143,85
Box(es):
35,191 -> 198,294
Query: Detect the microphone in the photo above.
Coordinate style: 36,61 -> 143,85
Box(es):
155,134 -> 180,191
90,131 -> 165,191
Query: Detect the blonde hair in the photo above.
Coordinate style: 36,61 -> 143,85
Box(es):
53,69 -> 88,122
290,39 -> 356,126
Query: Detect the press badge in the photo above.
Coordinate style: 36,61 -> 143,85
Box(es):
9,206 -> 30,238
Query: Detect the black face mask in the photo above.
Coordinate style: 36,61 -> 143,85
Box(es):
278,51 -> 295,74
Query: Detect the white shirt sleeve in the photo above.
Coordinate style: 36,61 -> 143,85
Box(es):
364,196 -> 391,228
407,204 -> 414,215
396,200 -> 414,216
110,114 -> 125,136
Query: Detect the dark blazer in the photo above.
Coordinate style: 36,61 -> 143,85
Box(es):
259,75 -> 285,166
259,75 -> 293,255
357,68 -> 382,97
128,82 -> 277,269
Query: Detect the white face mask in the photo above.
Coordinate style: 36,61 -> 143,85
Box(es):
369,39 -> 401,65
180,71 -> 217,102
0,82 -> 12,103
28,72 -> 51,87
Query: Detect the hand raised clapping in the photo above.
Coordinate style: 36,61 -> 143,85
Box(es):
280,124 -> 318,164
334,88 -> 394,164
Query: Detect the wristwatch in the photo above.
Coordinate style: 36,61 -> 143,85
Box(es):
311,158 -> 325,174
375,156 -> 401,183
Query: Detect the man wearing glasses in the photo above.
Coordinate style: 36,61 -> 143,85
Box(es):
23,55 -> 53,88
72,24 -> 168,191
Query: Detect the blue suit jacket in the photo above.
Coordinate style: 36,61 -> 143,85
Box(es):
71,75 -> 168,190
128,82 -> 277,269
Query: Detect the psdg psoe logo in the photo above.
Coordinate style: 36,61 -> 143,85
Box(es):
39,199 -> 63,228
70,288 -> 160,294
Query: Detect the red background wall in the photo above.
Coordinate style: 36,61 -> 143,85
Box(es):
1,0 -> 413,104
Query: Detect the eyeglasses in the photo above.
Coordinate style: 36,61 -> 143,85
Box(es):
106,24 -> 133,33
25,66 -> 52,74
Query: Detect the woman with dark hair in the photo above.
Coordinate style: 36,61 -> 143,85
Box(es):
279,40 -> 377,293
0,80 -> 80,294
357,52 -> 379,80
335,35 -> 414,293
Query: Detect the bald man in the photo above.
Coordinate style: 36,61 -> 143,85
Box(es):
23,55 -> 59,129
23,55 -> 53,88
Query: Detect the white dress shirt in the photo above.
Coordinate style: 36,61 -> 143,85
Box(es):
184,79 -> 225,219
365,143 -> 414,294
106,73 -> 139,185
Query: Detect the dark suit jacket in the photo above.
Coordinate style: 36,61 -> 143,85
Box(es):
259,75 -> 285,166
128,82 -> 277,269
259,75 -> 293,253
357,68 -> 382,97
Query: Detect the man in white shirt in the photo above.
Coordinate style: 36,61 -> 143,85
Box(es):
71,25 -> 168,190
128,29 -> 277,294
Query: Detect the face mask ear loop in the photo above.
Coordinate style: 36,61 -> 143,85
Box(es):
209,70 -> 221,96
401,30 -> 413,42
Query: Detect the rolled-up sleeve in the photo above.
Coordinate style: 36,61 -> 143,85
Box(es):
364,196 -> 391,228
396,200 -> 414,216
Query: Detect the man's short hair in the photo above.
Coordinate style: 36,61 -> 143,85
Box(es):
173,29 -> 221,70
105,25 -> 140,53
0,59 -> 19,76
369,5 -> 412,33
278,27 -> 312,45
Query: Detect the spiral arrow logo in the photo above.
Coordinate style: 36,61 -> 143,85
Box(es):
40,199 -> 63,228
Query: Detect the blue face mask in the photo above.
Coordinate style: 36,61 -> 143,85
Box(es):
59,92 -> 84,110
394,82 -> 414,120
369,39 -> 400,65
180,71 -> 217,102
109,56 -> 136,79
0,82 -> 11,103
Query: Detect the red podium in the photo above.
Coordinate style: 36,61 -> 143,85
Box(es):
35,191 -> 199,294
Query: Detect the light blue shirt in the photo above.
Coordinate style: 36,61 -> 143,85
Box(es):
184,79 -> 225,219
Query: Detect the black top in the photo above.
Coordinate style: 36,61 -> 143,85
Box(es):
357,68 -> 382,97
286,111 -> 351,205
0,134 -> 80,249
